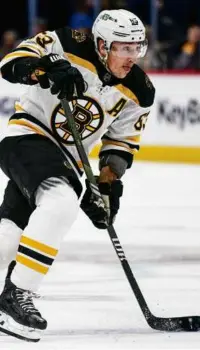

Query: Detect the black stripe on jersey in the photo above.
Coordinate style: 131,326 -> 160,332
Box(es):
9,113 -> 82,176
18,245 -> 54,266
102,135 -> 140,150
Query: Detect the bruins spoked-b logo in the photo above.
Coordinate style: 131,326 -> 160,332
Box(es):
51,96 -> 104,144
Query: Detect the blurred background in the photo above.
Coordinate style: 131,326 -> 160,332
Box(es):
1,0 -> 200,70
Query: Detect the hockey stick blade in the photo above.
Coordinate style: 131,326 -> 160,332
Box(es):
147,315 -> 200,332
109,227 -> 200,332
61,98 -> 200,333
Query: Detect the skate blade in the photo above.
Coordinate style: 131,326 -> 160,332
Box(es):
0,310 -> 42,342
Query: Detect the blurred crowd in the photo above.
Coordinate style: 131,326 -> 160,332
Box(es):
0,0 -> 200,71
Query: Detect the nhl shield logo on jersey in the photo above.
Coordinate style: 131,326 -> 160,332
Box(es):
51,96 -> 104,144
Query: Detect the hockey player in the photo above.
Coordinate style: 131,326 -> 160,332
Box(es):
0,9 -> 155,342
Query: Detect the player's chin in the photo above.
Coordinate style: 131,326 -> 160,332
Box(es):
121,67 -> 132,78
112,68 -> 130,79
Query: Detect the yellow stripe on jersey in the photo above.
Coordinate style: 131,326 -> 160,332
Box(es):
64,53 -> 97,75
9,119 -> 46,136
17,43 -> 44,56
125,135 -> 141,143
16,254 -> 49,274
20,236 -> 58,257
115,84 -> 139,105
2,51 -> 39,62
102,140 -> 138,154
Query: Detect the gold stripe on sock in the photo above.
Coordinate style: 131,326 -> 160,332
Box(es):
20,236 -> 58,257
16,254 -> 49,274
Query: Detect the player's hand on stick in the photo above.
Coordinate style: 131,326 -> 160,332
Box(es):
34,53 -> 85,99
80,178 -> 123,229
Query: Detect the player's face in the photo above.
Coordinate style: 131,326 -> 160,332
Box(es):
107,42 -> 140,78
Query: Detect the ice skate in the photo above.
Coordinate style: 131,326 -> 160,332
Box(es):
0,261 -> 47,342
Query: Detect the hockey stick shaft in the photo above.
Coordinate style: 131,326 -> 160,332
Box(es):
61,98 -> 151,320
61,98 -> 200,332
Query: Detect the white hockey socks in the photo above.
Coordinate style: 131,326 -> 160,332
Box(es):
11,178 -> 79,291
0,219 -> 22,270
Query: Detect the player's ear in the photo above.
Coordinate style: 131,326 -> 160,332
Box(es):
98,39 -> 107,57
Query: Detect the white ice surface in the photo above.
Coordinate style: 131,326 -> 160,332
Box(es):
0,159 -> 200,349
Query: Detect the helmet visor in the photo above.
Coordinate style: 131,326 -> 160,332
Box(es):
110,40 -> 148,59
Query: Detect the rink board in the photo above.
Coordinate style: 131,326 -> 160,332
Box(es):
90,144 -> 200,164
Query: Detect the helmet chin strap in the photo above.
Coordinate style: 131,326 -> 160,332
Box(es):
95,40 -> 117,76
99,52 -> 108,68
97,46 -> 113,74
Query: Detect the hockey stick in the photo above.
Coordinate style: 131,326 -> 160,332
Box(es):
61,97 -> 200,332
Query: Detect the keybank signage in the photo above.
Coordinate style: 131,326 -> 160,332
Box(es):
0,78 -> 24,116
158,98 -> 200,129
0,96 -> 16,116
142,74 -> 200,146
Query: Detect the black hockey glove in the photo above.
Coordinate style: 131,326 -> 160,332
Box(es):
80,178 -> 123,229
35,53 -> 86,99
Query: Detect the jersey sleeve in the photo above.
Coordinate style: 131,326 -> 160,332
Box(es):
0,30 -> 64,66
99,101 -> 151,168
0,30 -> 66,83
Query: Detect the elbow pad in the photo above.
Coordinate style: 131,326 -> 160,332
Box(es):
99,153 -> 128,178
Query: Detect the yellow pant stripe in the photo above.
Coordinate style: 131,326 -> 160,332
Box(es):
16,254 -> 49,274
20,236 -> 58,257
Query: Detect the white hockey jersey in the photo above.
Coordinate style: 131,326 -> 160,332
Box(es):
0,27 -> 155,175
